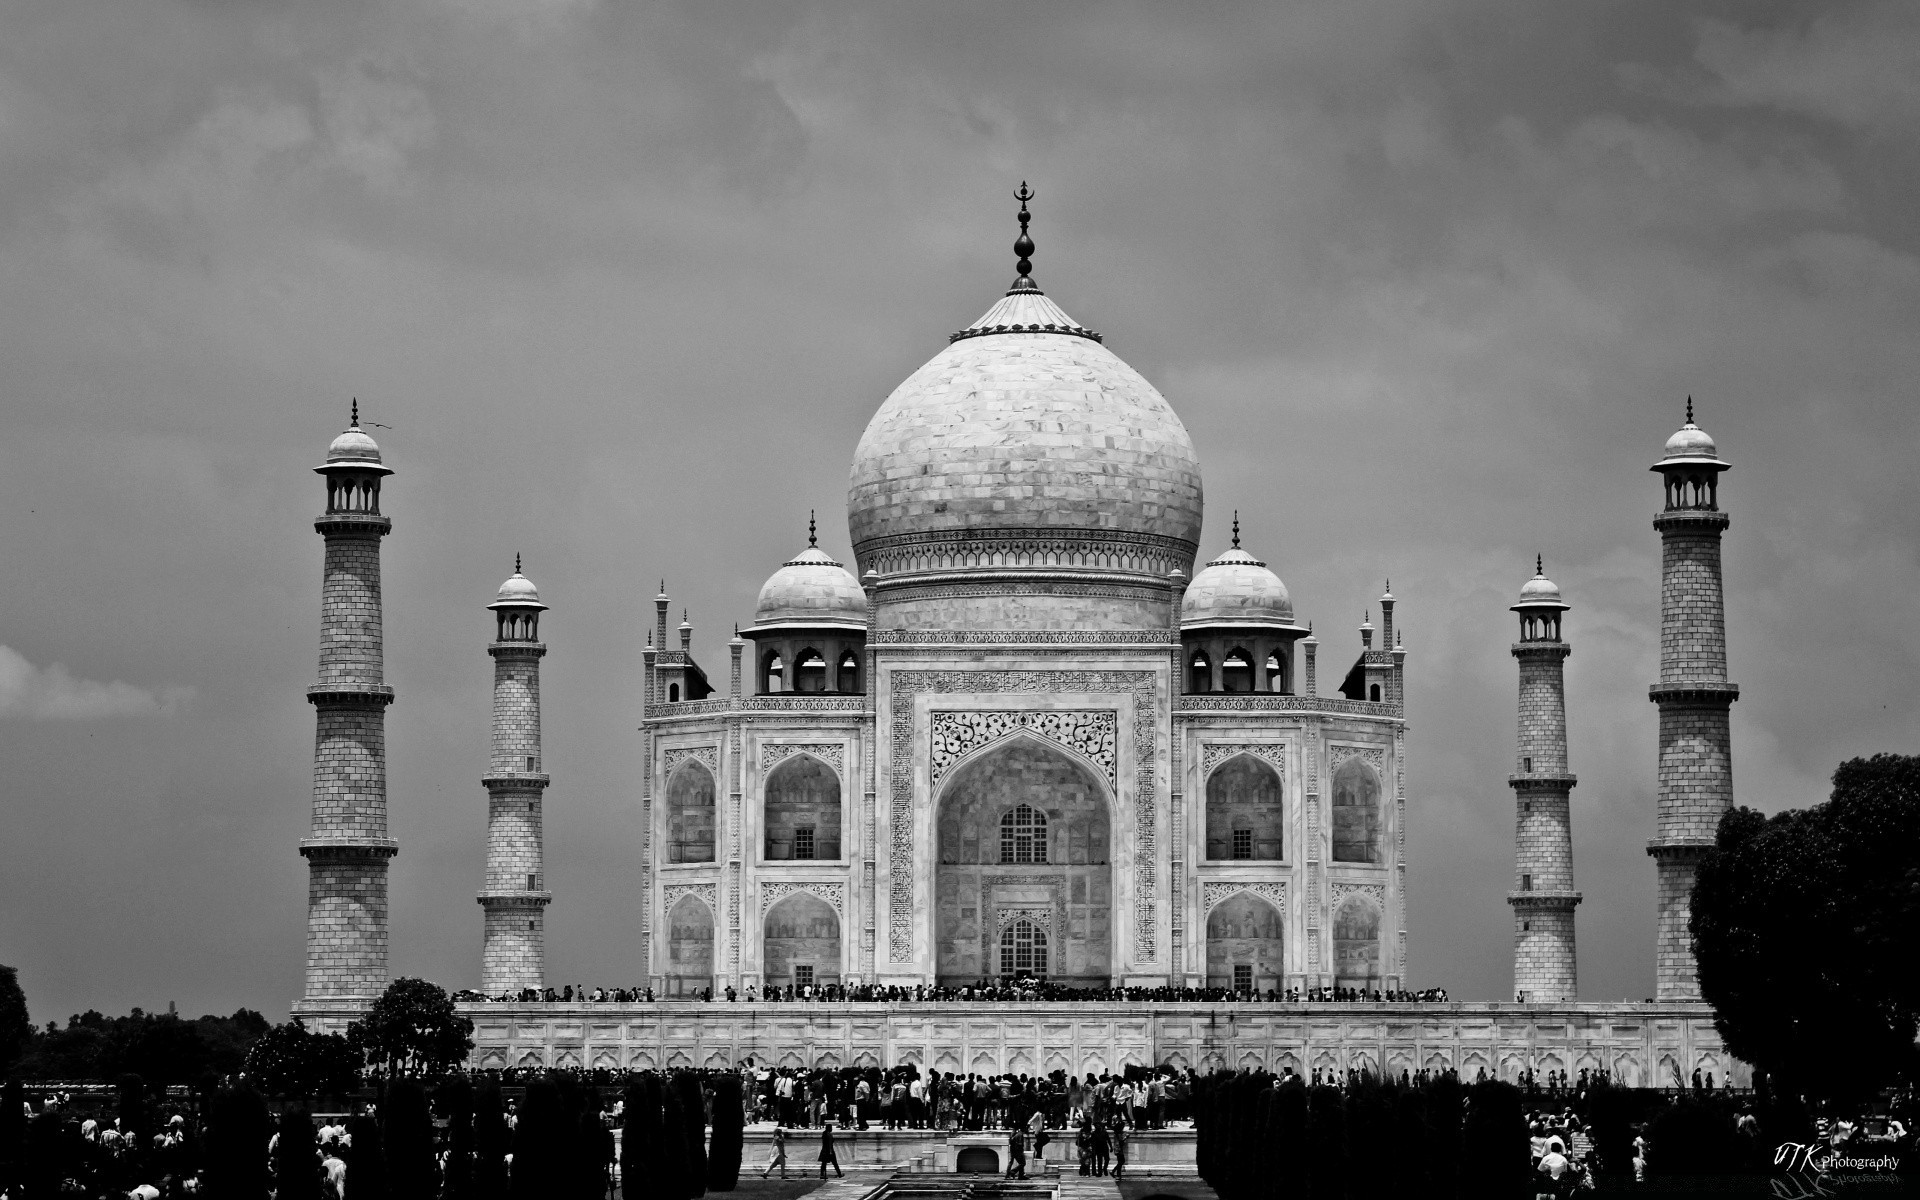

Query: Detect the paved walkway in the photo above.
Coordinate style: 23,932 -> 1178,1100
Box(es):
805,1169 -> 893,1200
1056,1171 -> 1123,1200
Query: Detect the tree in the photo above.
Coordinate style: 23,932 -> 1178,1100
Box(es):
473,1081 -> 511,1200
1693,753 -> 1920,1101
0,966 -> 28,1074
242,1019 -> 360,1102
673,1072 -> 708,1198
384,1078 -> 439,1198
706,1074 -> 744,1191
205,1085 -> 273,1200
347,1113 -> 390,1200
346,978 -> 474,1078
439,1076 -> 476,1200
275,1106 -> 323,1200
1460,1080 -> 1529,1200
509,1078 -> 563,1199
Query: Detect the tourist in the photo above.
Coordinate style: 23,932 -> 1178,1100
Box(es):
1112,1120 -> 1128,1181
761,1124 -> 788,1180
1006,1125 -> 1027,1180
818,1119 -> 844,1179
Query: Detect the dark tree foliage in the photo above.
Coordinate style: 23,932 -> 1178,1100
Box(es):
116,1072 -> 154,1148
14,1006 -> 267,1082
658,1078 -> 696,1200
620,1078 -> 655,1199
1460,1080 -> 1529,1200
473,1081 -> 511,1200
0,1078 -> 24,1185
384,1078 -> 438,1198
579,1086 -> 615,1200
243,1018 -> 360,1102
1421,1072 -> 1463,1200
22,1110 -> 70,1198
674,1071 -> 709,1198
1645,1095 -> 1746,1179
1305,1084 -> 1345,1200
275,1107 -> 323,1200
440,1076 -> 476,1200
0,966 -> 28,1073
1693,753 -> 1920,1101
510,1078 -> 563,1199
205,1085 -> 273,1200
348,1113 -> 390,1200
347,978 -> 476,1078
706,1074 -> 744,1191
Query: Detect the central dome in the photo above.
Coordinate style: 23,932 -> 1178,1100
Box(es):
847,221 -> 1202,584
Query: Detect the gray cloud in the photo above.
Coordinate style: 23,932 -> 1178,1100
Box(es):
0,646 -> 192,719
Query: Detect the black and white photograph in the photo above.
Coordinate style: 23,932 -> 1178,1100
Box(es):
0,2 -> 1915,1196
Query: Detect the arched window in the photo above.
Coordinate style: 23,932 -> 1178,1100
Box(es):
666,761 -> 716,863
1000,919 -> 1048,977
1189,651 -> 1211,694
1222,649 -> 1254,693
1205,754 -> 1283,861
1265,652 -> 1287,693
668,683 -> 680,702
1369,683 -> 1382,702
837,651 -> 860,694
1000,804 -> 1047,864
793,650 -> 826,693
1331,759 -> 1382,864
1333,896 -> 1381,990
764,654 -> 785,694
764,753 -> 841,861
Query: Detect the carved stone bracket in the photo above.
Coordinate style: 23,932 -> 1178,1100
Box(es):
760,880 -> 846,919
760,743 -> 845,777
1199,742 -> 1288,780
929,710 -> 1118,788
1202,881 -> 1287,917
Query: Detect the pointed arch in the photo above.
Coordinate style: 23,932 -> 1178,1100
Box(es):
666,759 -> 716,863
1332,892 -> 1381,990
1331,758 -> 1382,863
665,891 -> 715,996
762,890 -> 841,989
763,752 -> 841,861
1205,752 -> 1284,861
1205,890 -> 1285,993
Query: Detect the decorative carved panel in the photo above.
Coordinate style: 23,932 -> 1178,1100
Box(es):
760,881 -> 846,919
661,882 -> 717,917
1328,744 -> 1386,775
663,746 -> 719,780
1199,742 -> 1288,780
761,743 -> 846,777
929,710 -> 1118,787
1202,881 -> 1287,916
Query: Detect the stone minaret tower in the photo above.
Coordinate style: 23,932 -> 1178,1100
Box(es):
1509,557 -> 1580,1003
479,558 -> 551,995
1648,401 -> 1736,1000
301,404 -> 397,1002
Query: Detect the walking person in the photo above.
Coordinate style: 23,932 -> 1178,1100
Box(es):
1006,1126 -> 1027,1180
761,1125 -> 789,1180
818,1120 -> 845,1179
1112,1120 -> 1128,1182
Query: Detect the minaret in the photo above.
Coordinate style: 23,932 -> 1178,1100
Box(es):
1509,557 -> 1580,1003
479,558 -> 551,996
301,403 -> 398,1003
1648,401 -> 1736,1000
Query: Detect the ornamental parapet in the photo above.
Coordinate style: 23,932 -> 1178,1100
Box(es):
488,642 -> 547,659
645,695 -> 869,720
1175,695 -> 1401,719
1646,841 -> 1710,862
313,513 -> 392,536
306,684 -> 395,708
478,890 -> 552,907
299,837 -> 399,860
1508,773 -> 1578,791
1511,642 -> 1572,659
856,526 -> 1196,582
1507,890 -> 1583,908
1647,682 -> 1739,706
1652,510 -> 1730,534
482,772 -> 551,791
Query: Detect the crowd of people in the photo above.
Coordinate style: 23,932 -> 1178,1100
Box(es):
741,1059 -> 1191,1132
453,979 -> 1452,1005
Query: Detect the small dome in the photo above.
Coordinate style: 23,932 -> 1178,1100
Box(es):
327,426 -> 383,465
1513,559 -> 1569,612
1661,422 -> 1716,461
488,566 -> 547,610
754,546 -> 867,629
1182,547 -> 1295,628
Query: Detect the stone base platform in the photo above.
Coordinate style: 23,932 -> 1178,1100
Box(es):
738,1126 -> 1197,1176
402,999 -> 1743,1087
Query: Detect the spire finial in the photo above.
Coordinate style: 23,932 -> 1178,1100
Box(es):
1011,181 -> 1037,292
809,510 -> 817,548
1536,553 -> 1543,576
350,398 -> 359,428
1231,510 -> 1240,549
1686,395 -> 1694,424
515,552 -> 522,575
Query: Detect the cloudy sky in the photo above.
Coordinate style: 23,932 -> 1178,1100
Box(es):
2,0 -> 1916,1023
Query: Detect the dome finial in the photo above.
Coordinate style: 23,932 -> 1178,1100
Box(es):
1011,181 -> 1038,292
1536,553 -> 1543,576
350,398 -> 359,429
1686,395 -> 1694,425
1231,510 -> 1240,549
516,552 -> 522,575
809,509 -> 817,548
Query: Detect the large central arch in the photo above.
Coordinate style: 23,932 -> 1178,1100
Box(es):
933,736 -> 1112,987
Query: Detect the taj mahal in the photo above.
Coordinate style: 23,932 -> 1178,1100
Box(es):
291,190 -> 1746,1089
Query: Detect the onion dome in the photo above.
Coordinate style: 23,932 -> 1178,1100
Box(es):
318,400 -> 392,475
1512,556 -> 1569,614
1181,515 -> 1295,629
753,519 -> 867,631
489,555 -> 546,611
1655,397 -> 1728,470
847,184 -> 1202,583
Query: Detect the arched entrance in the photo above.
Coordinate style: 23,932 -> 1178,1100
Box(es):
763,754 -> 841,860
1205,892 -> 1284,992
763,892 -> 841,990
665,893 -> 714,996
1332,894 -> 1381,990
934,737 -> 1112,987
